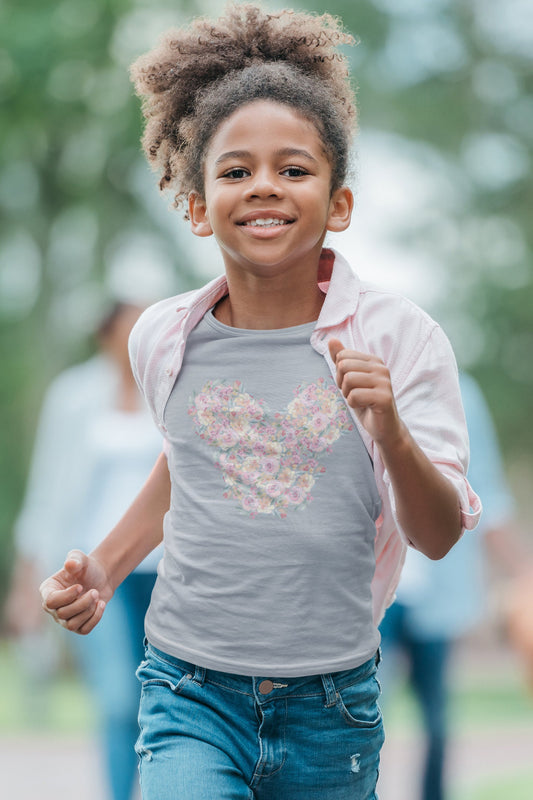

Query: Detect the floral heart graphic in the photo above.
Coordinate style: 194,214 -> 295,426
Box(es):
188,378 -> 353,517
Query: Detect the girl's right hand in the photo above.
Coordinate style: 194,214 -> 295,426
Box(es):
40,550 -> 112,635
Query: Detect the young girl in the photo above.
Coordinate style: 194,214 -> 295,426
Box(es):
40,5 -> 481,799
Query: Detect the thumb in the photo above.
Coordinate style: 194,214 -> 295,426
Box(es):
64,549 -> 88,577
328,338 -> 345,364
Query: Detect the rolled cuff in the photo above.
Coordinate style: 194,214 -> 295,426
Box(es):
383,468 -> 482,548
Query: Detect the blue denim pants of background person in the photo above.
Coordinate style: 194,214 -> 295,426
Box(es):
379,602 -> 451,800
135,643 -> 384,800
73,572 -> 156,800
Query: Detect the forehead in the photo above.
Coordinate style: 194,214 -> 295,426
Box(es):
205,100 -> 326,159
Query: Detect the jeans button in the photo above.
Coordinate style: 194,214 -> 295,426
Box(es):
258,680 -> 274,695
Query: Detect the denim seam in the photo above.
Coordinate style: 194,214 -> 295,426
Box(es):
251,699 -> 288,784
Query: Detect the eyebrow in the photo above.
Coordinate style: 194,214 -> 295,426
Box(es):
214,148 -> 319,166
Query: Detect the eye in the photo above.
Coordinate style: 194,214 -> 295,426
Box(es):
222,167 -> 250,180
281,166 -> 308,178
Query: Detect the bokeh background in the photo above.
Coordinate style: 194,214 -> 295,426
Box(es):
1,0 -> 532,798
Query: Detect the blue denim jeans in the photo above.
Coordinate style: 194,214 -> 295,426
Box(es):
135,643 -> 384,799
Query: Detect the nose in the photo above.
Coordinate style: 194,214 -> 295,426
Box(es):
245,167 -> 283,199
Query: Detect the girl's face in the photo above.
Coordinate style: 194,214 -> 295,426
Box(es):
188,100 -> 352,280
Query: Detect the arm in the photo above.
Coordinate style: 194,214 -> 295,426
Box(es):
329,339 -> 461,560
40,452 -> 170,634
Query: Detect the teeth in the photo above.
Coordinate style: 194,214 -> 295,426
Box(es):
245,218 -> 289,227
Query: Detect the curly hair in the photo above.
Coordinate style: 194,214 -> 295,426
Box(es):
130,4 -> 357,215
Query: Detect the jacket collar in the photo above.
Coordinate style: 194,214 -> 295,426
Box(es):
174,248 -> 361,329
316,248 -> 361,330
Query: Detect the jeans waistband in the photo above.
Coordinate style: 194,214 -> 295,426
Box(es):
144,641 -> 379,701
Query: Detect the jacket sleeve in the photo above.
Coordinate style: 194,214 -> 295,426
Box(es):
384,324 -> 482,539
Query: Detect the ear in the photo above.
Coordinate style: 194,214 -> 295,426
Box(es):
326,186 -> 354,233
188,192 -> 213,237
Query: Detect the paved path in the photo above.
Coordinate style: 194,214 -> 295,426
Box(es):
379,722 -> 533,799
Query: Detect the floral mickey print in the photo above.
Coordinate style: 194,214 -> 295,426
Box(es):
188,377 -> 353,517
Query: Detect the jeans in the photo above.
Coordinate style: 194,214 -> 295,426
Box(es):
135,643 -> 384,800
72,572 -> 156,800
379,602 -> 451,800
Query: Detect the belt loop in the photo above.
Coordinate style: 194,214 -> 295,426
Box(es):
192,665 -> 206,686
320,673 -> 337,708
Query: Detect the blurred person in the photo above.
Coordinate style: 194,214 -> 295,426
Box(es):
378,371 -> 526,800
4,301 -> 163,800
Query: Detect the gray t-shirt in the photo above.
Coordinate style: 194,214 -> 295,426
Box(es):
145,310 -> 382,676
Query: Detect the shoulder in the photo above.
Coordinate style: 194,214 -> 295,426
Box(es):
327,249 -> 453,384
355,282 -> 448,383
128,278 -> 229,397
128,289 -> 199,363
129,274 -> 228,353
358,281 -> 438,334
131,292 -> 195,339
328,248 -> 439,346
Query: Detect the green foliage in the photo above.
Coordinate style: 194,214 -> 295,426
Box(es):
0,0 -> 203,595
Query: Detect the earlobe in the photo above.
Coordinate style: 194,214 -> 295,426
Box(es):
188,192 -> 213,237
327,187 -> 354,233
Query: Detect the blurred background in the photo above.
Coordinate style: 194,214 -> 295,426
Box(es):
1,0 -> 532,798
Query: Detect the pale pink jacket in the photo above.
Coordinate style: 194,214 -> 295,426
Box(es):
129,248 -> 482,624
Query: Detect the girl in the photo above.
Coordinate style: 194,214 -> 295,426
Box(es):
40,5 -> 481,799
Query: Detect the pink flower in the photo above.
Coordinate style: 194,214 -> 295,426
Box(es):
242,493 -> 259,512
217,429 -> 240,449
310,413 -> 329,432
261,456 -> 280,475
265,480 -> 284,498
287,486 -> 306,505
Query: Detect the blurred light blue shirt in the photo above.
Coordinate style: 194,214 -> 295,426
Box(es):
15,354 -> 163,577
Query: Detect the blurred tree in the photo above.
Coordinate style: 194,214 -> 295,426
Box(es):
1,0 -> 531,598
0,0 -> 205,599
306,0 -> 533,461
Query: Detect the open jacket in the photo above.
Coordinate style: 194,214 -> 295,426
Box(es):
129,248 -> 482,623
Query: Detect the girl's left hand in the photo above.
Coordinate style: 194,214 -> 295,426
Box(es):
328,338 -> 404,447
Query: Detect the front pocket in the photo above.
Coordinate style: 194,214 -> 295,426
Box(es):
335,673 -> 382,729
136,648 -> 193,693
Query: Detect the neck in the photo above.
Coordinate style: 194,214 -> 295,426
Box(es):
214,263 -> 325,330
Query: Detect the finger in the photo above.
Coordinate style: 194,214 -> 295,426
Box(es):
336,359 -> 379,380
345,387 -> 390,410
339,372 -> 377,398
328,339 -> 374,363
53,589 -> 100,622
63,550 -> 89,578
328,338 -> 345,363
41,583 -> 83,610
60,600 -> 102,633
78,600 -> 106,636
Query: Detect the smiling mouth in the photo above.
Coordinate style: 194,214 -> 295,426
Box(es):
239,218 -> 293,228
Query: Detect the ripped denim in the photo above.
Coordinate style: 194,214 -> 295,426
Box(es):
135,643 -> 384,799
